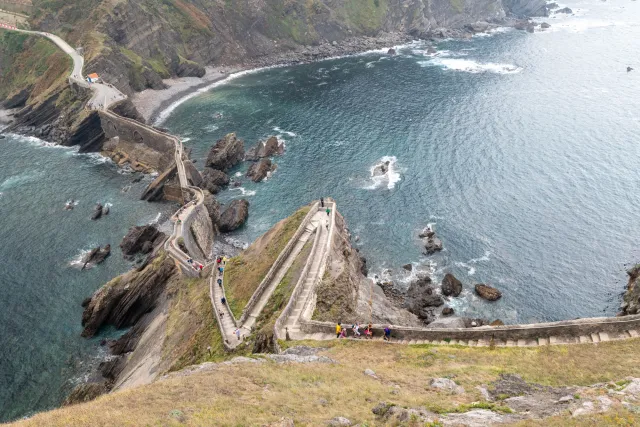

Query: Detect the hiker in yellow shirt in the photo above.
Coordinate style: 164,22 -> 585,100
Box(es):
335,322 -> 341,339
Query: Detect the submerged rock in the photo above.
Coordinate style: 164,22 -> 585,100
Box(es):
555,6 -> 573,14
372,161 -> 390,177
246,158 -> 276,182
387,48 -> 396,55
205,133 -> 245,172
540,22 -> 551,29
424,236 -> 443,255
441,273 -> 463,297
475,283 -> 502,301
219,199 -> 249,232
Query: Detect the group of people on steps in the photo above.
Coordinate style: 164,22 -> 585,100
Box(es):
335,322 -> 392,341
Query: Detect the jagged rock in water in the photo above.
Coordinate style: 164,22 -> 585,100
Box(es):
372,161 -> 390,177
540,22 -> 551,29
555,6 -> 573,14
404,275 -> 443,322
81,254 -> 176,337
64,382 -> 109,406
200,167 -> 230,194
246,158 -> 276,182
419,227 -> 435,239
424,236 -> 443,255
441,273 -> 463,297
402,263 -> 413,271
205,133 -> 245,172
465,21 -> 490,32
91,203 -> 103,220
219,199 -> 249,232
475,283 -> 502,301
442,306 -> 454,316
120,224 -> 164,257
203,190 -> 221,230
82,245 -> 111,269
387,48 -> 396,55
245,136 -> 284,161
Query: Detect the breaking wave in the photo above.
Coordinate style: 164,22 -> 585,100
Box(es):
363,156 -> 402,190
421,58 -> 523,74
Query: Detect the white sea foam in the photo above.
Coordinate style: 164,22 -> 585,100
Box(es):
363,156 -> 402,190
74,151 -> 112,165
273,126 -> 297,137
203,124 -> 219,133
421,58 -> 523,74
455,261 -> 477,276
230,187 -> 257,197
0,172 -> 43,190
317,82 -> 328,86
235,172 -> 242,177
69,248 -> 92,269
149,212 -> 162,224
181,137 -> 191,143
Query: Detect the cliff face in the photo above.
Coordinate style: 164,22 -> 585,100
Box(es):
621,265 -> 640,316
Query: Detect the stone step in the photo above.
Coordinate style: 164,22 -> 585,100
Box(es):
591,333 -> 601,343
599,332 -> 610,342
629,330 -> 639,338
538,337 -> 550,346
516,339 -> 527,347
477,339 -> 490,347
505,339 -> 516,347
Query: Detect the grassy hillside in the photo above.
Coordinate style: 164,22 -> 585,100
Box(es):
11,339 -> 640,426
224,205 -> 311,318
0,30 -> 70,102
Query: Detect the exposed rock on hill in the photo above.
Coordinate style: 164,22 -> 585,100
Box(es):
475,283 -> 502,301
205,133 -> 245,172
201,167 -> 230,194
441,273 -> 463,297
219,199 -> 250,232
120,224 -> 165,258
245,136 -> 284,161
246,158 -> 276,182
203,191 -> 222,230
81,253 -> 176,337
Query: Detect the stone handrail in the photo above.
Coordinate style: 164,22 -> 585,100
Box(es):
237,202 -> 320,325
297,313 -> 640,344
273,212 -> 324,341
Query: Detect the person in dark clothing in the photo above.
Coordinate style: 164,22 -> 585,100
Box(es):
321,198 -> 325,207
221,297 -> 226,305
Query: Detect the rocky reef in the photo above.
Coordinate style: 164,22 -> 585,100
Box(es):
218,199 -> 250,232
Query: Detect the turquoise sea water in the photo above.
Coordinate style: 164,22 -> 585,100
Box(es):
0,136 -> 172,421
163,0 -> 640,326
3,0 -> 640,421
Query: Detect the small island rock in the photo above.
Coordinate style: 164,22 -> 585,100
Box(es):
475,283 -> 502,301
205,133 -> 245,172
219,199 -> 250,232
441,273 -> 463,297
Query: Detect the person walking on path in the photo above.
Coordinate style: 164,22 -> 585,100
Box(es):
217,278 -> 222,287
335,322 -> 342,339
340,328 -> 347,339
221,297 -> 226,305
321,198 -> 325,207
235,328 -> 241,341
353,322 -> 361,338
326,207 -> 331,216
384,326 -> 391,341
366,323 -> 373,339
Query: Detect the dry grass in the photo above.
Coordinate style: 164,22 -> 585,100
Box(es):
225,205 -> 311,318
11,339 -> 640,426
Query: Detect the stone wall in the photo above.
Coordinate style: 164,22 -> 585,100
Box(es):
98,111 -> 174,172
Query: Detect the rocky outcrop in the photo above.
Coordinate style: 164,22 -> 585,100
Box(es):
81,253 -> 176,337
63,382 -> 109,406
109,99 -> 144,123
91,203 -> 104,220
183,160 -> 203,187
203,191 -> 221,230
441,273 -> 463,297
200,167 -> 230,194
404,275 -> 444,322
120,224 -> 165,258
555,7 -> 573,14
620,264 -> 640,315
246,158 -> 276,182
475,283 -> 502,301
245,136 -> 284,161
218,199 -> 249,232
205,133 -> 245,172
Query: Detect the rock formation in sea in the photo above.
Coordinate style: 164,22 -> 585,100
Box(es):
218,199 -> 250,232
200,168 -> 230,194
403,275 -> 444,322
81,245 -> 111,270
205,133 -> 245,172
245,136 -> 284,161
475,283 -> 502,301
203,190 -> 222,231
120,224 -> 165,258
441,273 -> 463,297
246,158 -> 276,182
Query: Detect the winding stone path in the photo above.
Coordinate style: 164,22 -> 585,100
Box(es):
0,23 -> 206,273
